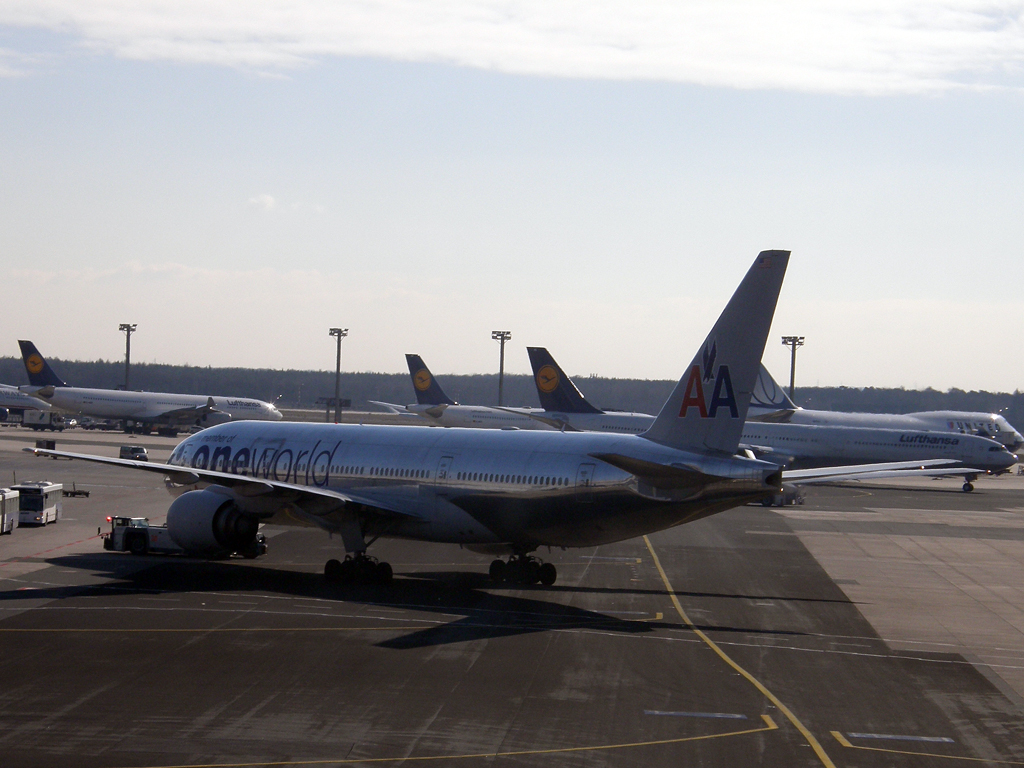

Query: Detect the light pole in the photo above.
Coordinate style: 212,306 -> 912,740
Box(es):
119,323 -> 137,390
329,328 -> 348,423
491,330 -> 512,406
780,336 -> 805,399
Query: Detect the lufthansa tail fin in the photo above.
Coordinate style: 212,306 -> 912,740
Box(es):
405,354 -> 457,406
18,340 -> 68,388
641,251 -> 790,454
527,347 -> 603,414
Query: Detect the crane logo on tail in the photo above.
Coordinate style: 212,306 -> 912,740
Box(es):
536,365 -> 560,393
26,354 -> 44,375
679,341 -> 738,418
413,369 -> 433,392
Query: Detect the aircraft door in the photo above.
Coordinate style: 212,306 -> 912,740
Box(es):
575,463 -> 596,502
435,456 -> 454,486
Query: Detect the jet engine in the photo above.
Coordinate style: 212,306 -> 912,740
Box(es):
197,411 -> 232,428
166,489 -> 259,554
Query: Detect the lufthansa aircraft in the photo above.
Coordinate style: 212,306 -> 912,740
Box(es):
517,348 -> 1016,491
17,341 -> 282,435
370,355 -> 551,430
29,251 -> 927,585
748,366 -> 1024,451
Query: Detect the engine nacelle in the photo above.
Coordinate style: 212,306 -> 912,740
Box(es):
198,411 -> 232,428
166,489 -> 259,554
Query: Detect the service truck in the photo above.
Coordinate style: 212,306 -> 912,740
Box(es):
103,516 -> 267,558
23,412 -> 65,431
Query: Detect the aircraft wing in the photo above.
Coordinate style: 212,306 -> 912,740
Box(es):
22,447 -> 421,522
152,396 -> 221,425
782,459 -> 967,484
491,406 -> 578,431
368,400 -> 408,415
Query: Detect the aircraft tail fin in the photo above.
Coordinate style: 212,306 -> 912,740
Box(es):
641,251 -> 790,454
18,340 -> 68,387
527,347 -> 603,414
405,354 -> 457,406
750,365 -> 799,411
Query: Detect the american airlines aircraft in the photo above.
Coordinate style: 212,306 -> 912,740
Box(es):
748,366 -> 1024,451
518,348 -> 1016,490
30,252 -> 972,584
17,341 -> 282,435
29,250 -> 869,586
370,355 -> 551,430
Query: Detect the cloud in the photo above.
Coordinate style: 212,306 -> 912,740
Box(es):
1,1 -> 1022,93
248,193 -> 276,210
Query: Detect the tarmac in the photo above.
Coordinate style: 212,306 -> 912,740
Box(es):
1,425 -> 1022,767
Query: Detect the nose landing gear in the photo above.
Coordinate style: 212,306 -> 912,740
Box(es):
489,555 -> 557,586
324,554 -> 393,585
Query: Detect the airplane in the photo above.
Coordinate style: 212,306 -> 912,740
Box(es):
516,349 -> 1017,491
0,382 -> 52,412
16,340 -> 283,435
748,366 -> 1024,451
369,355 -> 552,430
25,249 -> 826,585
27,251 -> 978,585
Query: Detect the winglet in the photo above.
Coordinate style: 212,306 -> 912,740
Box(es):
405,355 -> 457,406
18,340 -> 68,388
527,347 -> 603,414
641,251 -> 790,454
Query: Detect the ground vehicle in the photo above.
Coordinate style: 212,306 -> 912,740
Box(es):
0,488 -> 19,534
103,516 -> 268,558
14,481 -> 62,525
118,445 -> 149,461
23,411 -> 65,431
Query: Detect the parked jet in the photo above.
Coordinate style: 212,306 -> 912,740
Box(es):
370,355 -> 551,430
518,349 -> 1016,490
30,250 -> 855,585
17,341 -> 282,435
748,366 -> 1024,451
0,383 -> 51,412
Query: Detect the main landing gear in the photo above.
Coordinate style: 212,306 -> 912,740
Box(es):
324,554 -> 393,585
489,555 -> 557,586
962,481 -> 975,493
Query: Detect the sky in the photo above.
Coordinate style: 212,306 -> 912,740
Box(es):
2,2 -> 1023,392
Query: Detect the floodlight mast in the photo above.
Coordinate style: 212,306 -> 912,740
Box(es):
119,324 -> 137,390
491,330 -> 512,406
781,335 -> 805,399
329,328 -> 348,423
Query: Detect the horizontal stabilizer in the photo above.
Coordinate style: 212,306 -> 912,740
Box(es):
590,453 -> 711,490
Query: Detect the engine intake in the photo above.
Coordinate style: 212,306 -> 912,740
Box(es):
166,489 -> 259,554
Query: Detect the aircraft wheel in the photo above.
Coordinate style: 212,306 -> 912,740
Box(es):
324,558 -> 343,582
963,482 -> 975,492
489,559 -> 506,583
526,560 -> 541,585
375,561 -> 393,585
538,563 -> 557,586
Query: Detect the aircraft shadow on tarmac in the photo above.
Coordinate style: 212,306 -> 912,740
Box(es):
3,553 -> 821,649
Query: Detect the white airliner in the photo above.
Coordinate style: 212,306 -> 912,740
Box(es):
28,252 -> 970,585
17,341 -> 282,435
748,366 -> 1024,451
370,355 -> 551,430
0,383 -> 51,412
515,348 -> 1017,490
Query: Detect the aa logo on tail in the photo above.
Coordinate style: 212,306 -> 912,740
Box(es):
413,369 -> 433,392
679,342 -> 738,418
26,354 -> 44,375
536,365 -> 560,394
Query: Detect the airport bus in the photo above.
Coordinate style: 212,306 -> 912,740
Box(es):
14,481 -> 62,526
0,488 -> 18,534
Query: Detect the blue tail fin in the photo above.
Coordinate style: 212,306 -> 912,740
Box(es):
18,341 -> 68,387
405,355 -> 457,406
641,251 -> 790,454
527,347 -> 603,414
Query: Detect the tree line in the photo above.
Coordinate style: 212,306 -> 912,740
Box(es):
1,356 -> 1021,428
